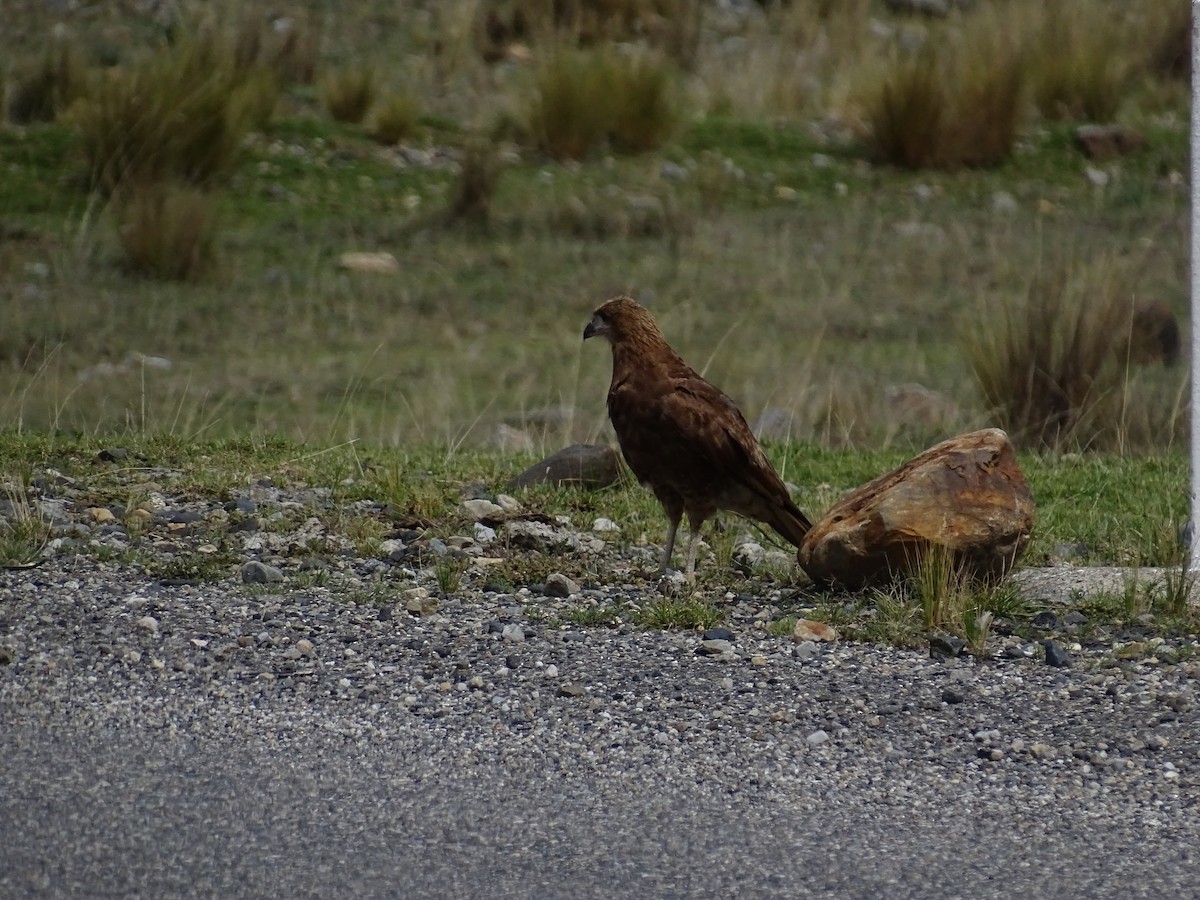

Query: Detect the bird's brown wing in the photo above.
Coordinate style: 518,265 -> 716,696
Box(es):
610,365 -> 803,517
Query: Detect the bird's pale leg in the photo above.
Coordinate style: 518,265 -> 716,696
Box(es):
683,528 -> 701,583
660,516 -> 680,574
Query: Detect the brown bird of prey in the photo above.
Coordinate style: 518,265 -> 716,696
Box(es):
583,295 -> 812,581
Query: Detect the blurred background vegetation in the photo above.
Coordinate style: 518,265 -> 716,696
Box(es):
0,0 -> 1190,454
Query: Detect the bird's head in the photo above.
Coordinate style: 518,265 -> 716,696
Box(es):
583,295 -> 661,344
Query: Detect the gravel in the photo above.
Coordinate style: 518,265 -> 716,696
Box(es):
2,474 -> 1200,897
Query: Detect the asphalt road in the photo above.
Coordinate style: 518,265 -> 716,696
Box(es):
2,718 -> 1195,900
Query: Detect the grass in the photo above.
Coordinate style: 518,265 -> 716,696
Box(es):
0,477 -> 51,567
0,2 -> 1188,457
114,182 -> 218,281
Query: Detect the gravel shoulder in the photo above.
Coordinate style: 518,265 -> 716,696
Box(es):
2,477 -> 1199,897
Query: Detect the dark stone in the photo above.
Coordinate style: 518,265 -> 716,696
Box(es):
508,444 -> 622,490
485,620 -> 505,634
377,605 -> 393,622
460,482 -> 491,501
941,687 -> 966,704
96,448 -> 128,462
929,634 -> 965,660
1042,640 -> 1071,668
702,627 -> 735,642
1063,611 -> 1089,626
1032,611 -> 1061,630
557,683 -> 586,698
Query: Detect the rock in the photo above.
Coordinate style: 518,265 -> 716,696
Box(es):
96,448 -> 128,462
544,573 -> 579,598
697,639 -> 733,656
1075,124 -> 1145,161
240,561 -> 284,584
557,683 -> 586,698
294,638 -> 314,656
941,687 -> 966,704
501,624 -> 526,643
798,429 -> 1034,590
929,634 -> 965,660
337,251 -> 400,274
88,507 -> 116,524
1042,640 -> 1071,668
135,615 -> 159,633
461,499 -> 505,520
591,517 -> 621,533
702,627 -> 734,642
806,729 -> 830,746
791,619 -> 837,643
473,523 -> 497,544
732,541 -> 765,574
509,444 -> 621,490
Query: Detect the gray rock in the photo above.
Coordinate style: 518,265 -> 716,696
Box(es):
240,561 -> 284,584
544,573 -> 579,598
1042,640 -> 1071,668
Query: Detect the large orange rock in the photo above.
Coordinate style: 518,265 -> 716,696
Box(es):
798,428 -> 1034,589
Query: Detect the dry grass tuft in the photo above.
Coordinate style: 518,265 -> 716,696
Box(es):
864,20 -> 1024,169
963,252 -> 1148,452
369,91 -> 422,145
321,66 -> 377,124
7,39 -> 87,124
448,139 -> 503,226
1027,2 -> 1129,122
115,182 -> 218,281
69,38 -> 269,194
525,46 -> 681,160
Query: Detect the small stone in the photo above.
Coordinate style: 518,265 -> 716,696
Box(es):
792,619 -> 837,643
1032,611 -> 1061,630
240,561 -> 284,584
697,639 -> 733,656
495,494 -> 522,513
1042,640 -> 1071,668
750,655 -> 768,666
544,664 -> 559,677
558,683 -> 586,698
473,523 -> 496,544
592,517 -> 621,533
941,687 -> 966,704
929,634 -> 965,660
702,627 -> 735,642
338,251 -> 400,274
461,499 -> 504,520
295,639 -> 314,656
501,624 -> 526,643
96,448 -> 128,462
806,730 -> 829,747
991,191 -> 1018,214
468,676 -> 485,690
977,747 -> 1004,761
88,507 -> 116,524
136,615 -> 159,633
793,640 -> 818,661
544,573 -> 579,598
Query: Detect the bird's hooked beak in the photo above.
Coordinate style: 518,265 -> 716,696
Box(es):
583,314 -> 608,341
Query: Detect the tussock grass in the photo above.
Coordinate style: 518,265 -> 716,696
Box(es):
369,91 -> 422,145
864,18 -> 1024,169
69,38 -> 268,194
1027,1 -> 1129,123
321,66 -> 377,124
964,252 -> 1149,453
0,477 -> 51,567
525,46 -> 681,160
7,39 -> 87,125
114,182 -> 218,281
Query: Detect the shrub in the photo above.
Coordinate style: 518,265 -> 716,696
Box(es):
962,255 -> 1137,452
1028,3 -> 1129,122
864,24 -> 1024,169
115,181 -> 217,281
68,39 -> 266,193
369,92 -> 421,145
526,46 -> 681,161
447,140 -> 502,226
321,66 -> 377,124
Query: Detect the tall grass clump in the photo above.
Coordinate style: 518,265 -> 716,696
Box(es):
321,66 -> 377,124
7,40 -> 87,124
369,91 -> 422,145
1027,2 -> 1129,122
864,21 -> 1024,169
963,254 -> 1140,452
115,182 -> 217,281
68,39 -> 269,194
526,46 -> 681,161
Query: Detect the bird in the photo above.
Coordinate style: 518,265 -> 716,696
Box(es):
583,295 -> 812,581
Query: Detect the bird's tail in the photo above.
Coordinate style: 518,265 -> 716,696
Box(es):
766,501 -> 813,549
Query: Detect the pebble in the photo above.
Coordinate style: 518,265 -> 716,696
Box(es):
240,561 -> 284,584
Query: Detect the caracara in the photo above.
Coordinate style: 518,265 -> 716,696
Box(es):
583,295 -> 812,581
